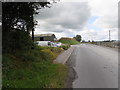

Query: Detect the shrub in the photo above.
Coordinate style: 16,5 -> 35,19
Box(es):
41,49 -> 56,61
60,44 -> 70,50
47,47 -> 64,53
3,30 -> 34,54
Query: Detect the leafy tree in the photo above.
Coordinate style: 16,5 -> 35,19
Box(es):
2,2 -> 51,32
82,40 -> 86,43
2,2 -> 54,53
74,35 -> 82,42
88,40 -> 91,42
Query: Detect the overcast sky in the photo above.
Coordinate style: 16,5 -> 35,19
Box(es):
34,0 -> 119,41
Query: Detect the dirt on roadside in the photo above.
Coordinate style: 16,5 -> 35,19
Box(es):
64,47 -> 78,88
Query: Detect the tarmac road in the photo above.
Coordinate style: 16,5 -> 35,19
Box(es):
67,44 -> 118,88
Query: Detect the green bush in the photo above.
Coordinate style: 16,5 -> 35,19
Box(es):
41,49 -> 56,61
60,44 -> 70,50
3,29 -> 34,54
47,47 -> 64,53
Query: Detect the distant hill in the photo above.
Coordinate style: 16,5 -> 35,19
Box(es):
59,37 -> 80,45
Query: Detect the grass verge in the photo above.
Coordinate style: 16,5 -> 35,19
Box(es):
2,46 -> 67,88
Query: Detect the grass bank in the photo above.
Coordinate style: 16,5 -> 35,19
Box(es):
59,39 -> 80,45
2,46 -> 68,88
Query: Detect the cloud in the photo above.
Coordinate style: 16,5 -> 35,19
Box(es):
79,28 -> 118,41
35,2 -> 91,31
88,0 -> 118,29
34,0 -> 118,41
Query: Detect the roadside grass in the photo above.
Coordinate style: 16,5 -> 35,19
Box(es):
59,39 -> 80,45
2,46 -> 67,88
60,44 -> 70,50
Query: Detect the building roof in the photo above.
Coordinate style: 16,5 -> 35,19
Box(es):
34,34 -> 56,38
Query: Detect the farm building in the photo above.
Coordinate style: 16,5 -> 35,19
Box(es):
34,34 -> 56,41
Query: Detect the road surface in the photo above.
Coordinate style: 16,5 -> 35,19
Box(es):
66,44 -> 118,88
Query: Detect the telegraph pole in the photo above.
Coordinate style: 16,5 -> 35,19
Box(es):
109,30 -> 111,42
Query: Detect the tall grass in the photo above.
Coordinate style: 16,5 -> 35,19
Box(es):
2,46 -> 67,88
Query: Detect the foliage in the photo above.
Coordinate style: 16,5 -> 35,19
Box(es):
46,47 -> 64,53
60,45 -> 70,50
74,35 -> 82,42
2,2 -> 50,32
88,40 -> 91,42
3,29 -> 34,54
2,2 -> 51,54
41,47 -> 64,60
3,46 -> 67,88
2,1 -> 67,88
82,40 -> 86,43
41,49 -> 56,60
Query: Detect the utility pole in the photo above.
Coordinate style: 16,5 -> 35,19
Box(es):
109,30 -> 111,42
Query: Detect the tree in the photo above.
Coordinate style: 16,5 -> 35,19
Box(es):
2,2 -> 55,53
2,2 -> 51,32
88,40 -> 91,42
74,35 -> 82,42
82,40 -> 86,43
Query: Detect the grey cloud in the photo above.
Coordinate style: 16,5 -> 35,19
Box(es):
36,24 -> 65,33
42,28 -> 65,33
36,2 -> 91,31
